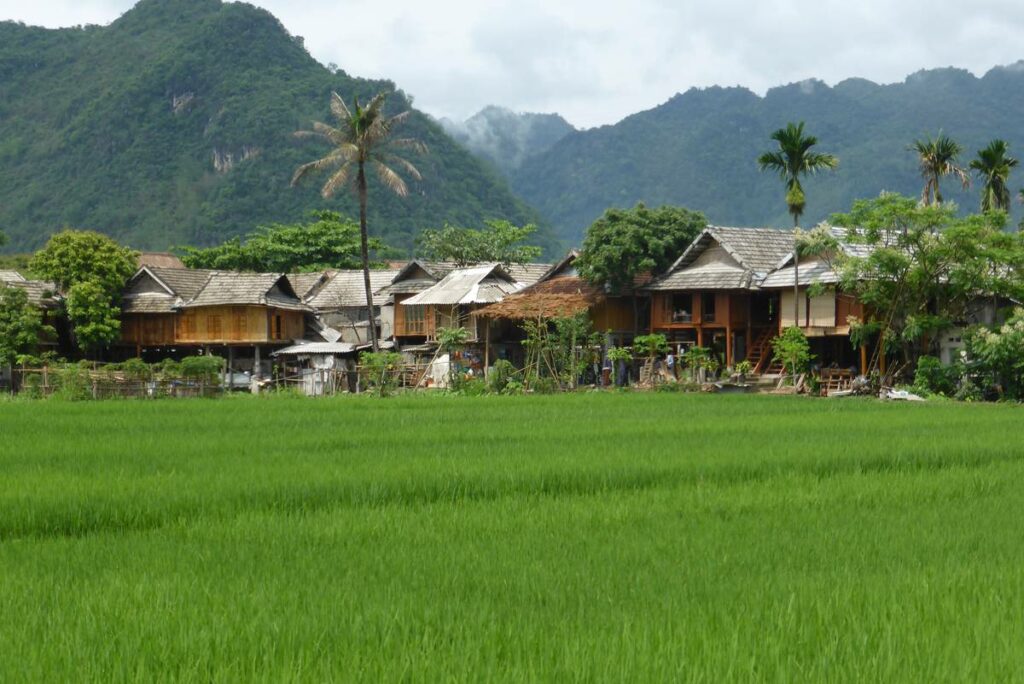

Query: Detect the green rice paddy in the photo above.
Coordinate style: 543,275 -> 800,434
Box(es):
2,393 -> 1024,681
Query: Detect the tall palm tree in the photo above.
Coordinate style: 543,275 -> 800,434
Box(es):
910,133 -> 970,206
758,121 -> 838,325
292,91 -> 426,351
970,139 -> 1018,212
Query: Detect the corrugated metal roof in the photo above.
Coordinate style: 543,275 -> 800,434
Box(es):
402,264 -> 523,306
273,341 -> 357,356
0,270 -> 27,283
306,269 -> 400,310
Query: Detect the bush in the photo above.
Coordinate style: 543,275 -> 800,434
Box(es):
771,327 -> 813,377
487,359 -> 516,394
913,355 -> 956,396
179,355 -> 225,386
360,351 -> 403,397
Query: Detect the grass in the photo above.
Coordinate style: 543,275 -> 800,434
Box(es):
2,393 -> 1024,681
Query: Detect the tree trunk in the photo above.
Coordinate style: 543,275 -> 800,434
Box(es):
357,164 -> 379,352
792,215 -> 800,387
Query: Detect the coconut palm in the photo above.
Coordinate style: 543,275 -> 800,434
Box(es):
292,91 -> 426,351
910,133 -> 970,206
758,121 -> 838,325
970,139 -> 1018,212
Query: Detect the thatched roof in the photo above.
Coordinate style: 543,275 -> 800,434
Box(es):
476,276 -> 603,319
137,252 -> 185,269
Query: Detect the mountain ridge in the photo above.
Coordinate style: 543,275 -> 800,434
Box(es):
0,0 -> 558,256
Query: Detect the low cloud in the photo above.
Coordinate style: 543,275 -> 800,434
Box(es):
4,0 -> 1024,128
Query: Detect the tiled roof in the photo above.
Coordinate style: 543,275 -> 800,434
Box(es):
647,227 -> 795,291
306,269 -> 401,310
147,267 -> 215,300
0,270 -> 27,283
137,252 -> 185,269
4,279 -> 59,307
760,227 -> 876,288
402,264 -> 523,306
287,272 -> 329,300
182,272 -> 308,311
506,262 -> 552,287
382,260 -> 550,297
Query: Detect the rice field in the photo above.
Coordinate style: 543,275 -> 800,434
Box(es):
2,393 -> 1024,681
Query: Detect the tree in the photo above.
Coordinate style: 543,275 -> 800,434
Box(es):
29,230 -> 137,355
576,203 -> 706,332
180,211 -> 389,272
418,220 -> 542,267
0,284 -> 53,371
292,91 -> 426,351
910,133 -> 970,206
758,121 -> 839,324
829,193 -> 1024,372
771,326 -> 812,382
970,139 -> 1018,212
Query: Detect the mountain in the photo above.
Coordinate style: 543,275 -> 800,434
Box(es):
438,106 -> 575,176
0,0 -> 558,256
508,63 -> 1024,243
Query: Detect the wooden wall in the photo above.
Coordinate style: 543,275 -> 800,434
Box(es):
591,297 -> 634,332
121,306 -> 304,346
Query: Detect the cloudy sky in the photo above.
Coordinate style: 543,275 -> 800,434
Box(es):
3,0 -> 1024,128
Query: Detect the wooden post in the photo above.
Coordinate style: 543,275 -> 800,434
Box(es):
254,345 -> 261,379
726,325 -> 733,369
696,326 -> 704,348
484,319 -> 491,379
227,346 -> 234,387
860,344 -> 867,376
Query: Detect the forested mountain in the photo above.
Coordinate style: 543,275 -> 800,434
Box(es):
438,107 -> 575,176
510,64 -> 1024,243
0,0 -> 555,255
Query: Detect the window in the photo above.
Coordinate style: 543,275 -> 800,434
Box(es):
233,307 -> 247,339
404,305 -> 426,335
180,314 -> 196,338
672,294 -> 692,323
701,293 -> 716,323
207,315 -> 222,338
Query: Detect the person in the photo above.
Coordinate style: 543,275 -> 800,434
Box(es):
666,350 -> 676,379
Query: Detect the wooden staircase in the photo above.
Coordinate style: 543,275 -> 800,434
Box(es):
749,327 -> 779,375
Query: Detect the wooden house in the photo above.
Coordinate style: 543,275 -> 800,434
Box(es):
645,227 -> 794,369
119,267 -> 311,372
301,268 -> 402,344
383,260 -> 549,342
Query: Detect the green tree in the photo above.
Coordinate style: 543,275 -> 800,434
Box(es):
0,284 -> 53,371
29,230 -> 137,356
758,121 -> 839,324
29,230 -> 138,295
830,193 -> 1024,370
970,139 -> 1018,212
292,91 -> 426,351
910,133 -> 970,206
180,211 -> 388,272
418,220 -> 542,267
771,326 -> 813,383
576,203 -> 706,332
65,280 -> 122,353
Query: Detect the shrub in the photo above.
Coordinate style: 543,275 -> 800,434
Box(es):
913,355 -> 955,396
360,351 -> 403,397
487,359 -> 516,394
771,327 -> 813,377
179,355 -> 225,386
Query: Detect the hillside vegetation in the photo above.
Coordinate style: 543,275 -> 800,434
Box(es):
0,0 -> 555,255
512,65 -> 1024,243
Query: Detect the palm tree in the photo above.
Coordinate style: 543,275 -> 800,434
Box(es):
292,91 -> 426,351
910,133 -> 970,206
758,121 -> 838,325
970,139 -> 1018,212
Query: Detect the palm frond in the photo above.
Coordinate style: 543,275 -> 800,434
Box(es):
373,160 -> 408,197
381,153 -> 423,181
321,162 -> 354,198
329,91 -> 352,123
290,150 -> 346,186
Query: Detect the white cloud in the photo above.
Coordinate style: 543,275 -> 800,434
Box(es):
3,0 -> 1024,128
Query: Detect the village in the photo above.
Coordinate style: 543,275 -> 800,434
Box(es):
0,216 -> 1008,399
